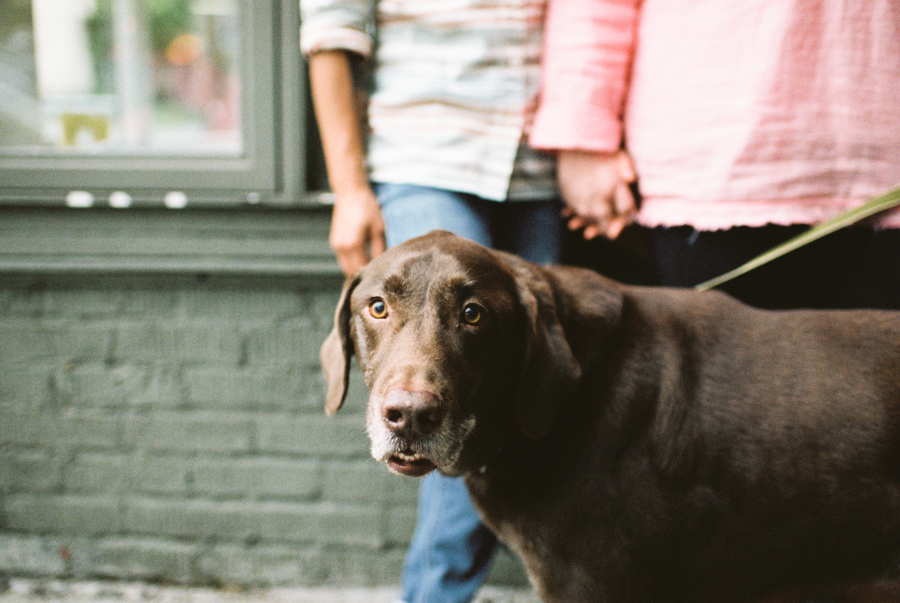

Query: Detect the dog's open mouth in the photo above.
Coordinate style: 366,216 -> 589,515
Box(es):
388,450 -> 437,477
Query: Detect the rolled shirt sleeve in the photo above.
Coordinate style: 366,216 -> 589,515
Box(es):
300,0 -> 375,57
530,0 -> 640,153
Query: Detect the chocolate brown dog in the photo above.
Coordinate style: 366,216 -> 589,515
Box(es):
320,230 -> 900,603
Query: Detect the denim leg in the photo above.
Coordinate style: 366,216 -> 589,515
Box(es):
374,184 -> 562,603
376,183 -> 492,249
400,472 -> 499,603
376,183 -> 498,603
495,199 -> 563,265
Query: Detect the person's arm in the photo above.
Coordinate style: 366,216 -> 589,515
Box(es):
531,0 -> 640,239
308,50 -> 386,275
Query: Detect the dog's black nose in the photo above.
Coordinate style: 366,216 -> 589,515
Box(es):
382,390 -> 443,438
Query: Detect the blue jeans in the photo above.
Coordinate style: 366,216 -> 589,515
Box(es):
375,182 -> 562,603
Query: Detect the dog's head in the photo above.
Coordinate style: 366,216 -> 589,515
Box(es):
320,230 -> 585,477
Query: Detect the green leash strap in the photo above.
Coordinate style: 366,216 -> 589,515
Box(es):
694,185 -> 900,292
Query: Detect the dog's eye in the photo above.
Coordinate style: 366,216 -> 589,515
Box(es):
461,304 -> 483,326
369,298 -> 388,319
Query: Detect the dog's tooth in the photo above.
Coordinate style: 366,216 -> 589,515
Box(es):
396,451 -> 423,462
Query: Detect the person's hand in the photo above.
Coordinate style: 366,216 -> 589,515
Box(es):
329,186 -> 387,276
557,149 -> 637,239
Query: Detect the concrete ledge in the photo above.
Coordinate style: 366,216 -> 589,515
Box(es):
0,579 -> 539,603
0,206 -> 341,278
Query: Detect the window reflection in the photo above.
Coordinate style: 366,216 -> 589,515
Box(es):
0,0 -> 242,156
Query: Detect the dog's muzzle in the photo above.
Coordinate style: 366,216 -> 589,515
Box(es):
380,389 -> 443,476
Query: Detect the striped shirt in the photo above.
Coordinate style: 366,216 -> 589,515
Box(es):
301,0 -> 557,202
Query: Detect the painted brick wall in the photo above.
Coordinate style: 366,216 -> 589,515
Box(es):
0,274 -> 526,587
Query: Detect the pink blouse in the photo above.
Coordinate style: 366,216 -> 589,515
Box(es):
531,0 -> 900,229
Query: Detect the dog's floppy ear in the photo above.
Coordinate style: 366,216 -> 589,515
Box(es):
320,274 -> 360,415
511,264 -> 582,440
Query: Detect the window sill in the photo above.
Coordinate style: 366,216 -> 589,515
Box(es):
0,205 -> 341,279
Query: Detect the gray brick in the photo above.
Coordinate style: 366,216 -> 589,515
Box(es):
190,457 -> 255,498
113,322 -> 242,364
306,289 -> 344,331
389,472 -> 420,504
323,545 -> 407,586
256,502 -> 382,547
1,448 -> 63,493
251,457 -> 322,499
195,542 -> 264,586
133,454 -> 191,495
0,410 -> 40,445
0,452 -> 11,489
0,322 -> 111,364
0,276 -> 432,588
182,366 -> 304,410
60,363 -> 152,408
127,365 -> 185,407
61,362 -> 183,409
255,501 -> 316,544
44,289 -> 124,319
51,411 -> 120,450
120,288 -> 179,318
0,287 -> 47,318
65,452 -> 129,494
197,543 -> 330,586
322,460 -> 393,503
255,413 -> 369,457
0,534 -> 67,576
297,367 -> 334,412
243,321 -> 324,366
5,493 -> 121,535
338,367 -> 372,414
125,498 -> 254,540
285,366 -> 348,413
385,504 -> 417,546
0,365 -> 53,410
46,322 -> 114,361
178,287 -> 303,321
123,411 -> 252,453
92,537 -> 196,582
192,456 -> 321,500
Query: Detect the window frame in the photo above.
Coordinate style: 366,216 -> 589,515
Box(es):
0,0 -> 311,208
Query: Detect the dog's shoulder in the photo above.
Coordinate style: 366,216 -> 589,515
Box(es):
544,264 -> 626,323
540,264 -> 755,337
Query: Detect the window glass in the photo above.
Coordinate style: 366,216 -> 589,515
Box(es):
1,0 -> 242,157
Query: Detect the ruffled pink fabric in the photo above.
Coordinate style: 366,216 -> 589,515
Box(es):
532,0 -> 900,229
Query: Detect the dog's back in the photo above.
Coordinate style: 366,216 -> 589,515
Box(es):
472,266 -> 900,603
